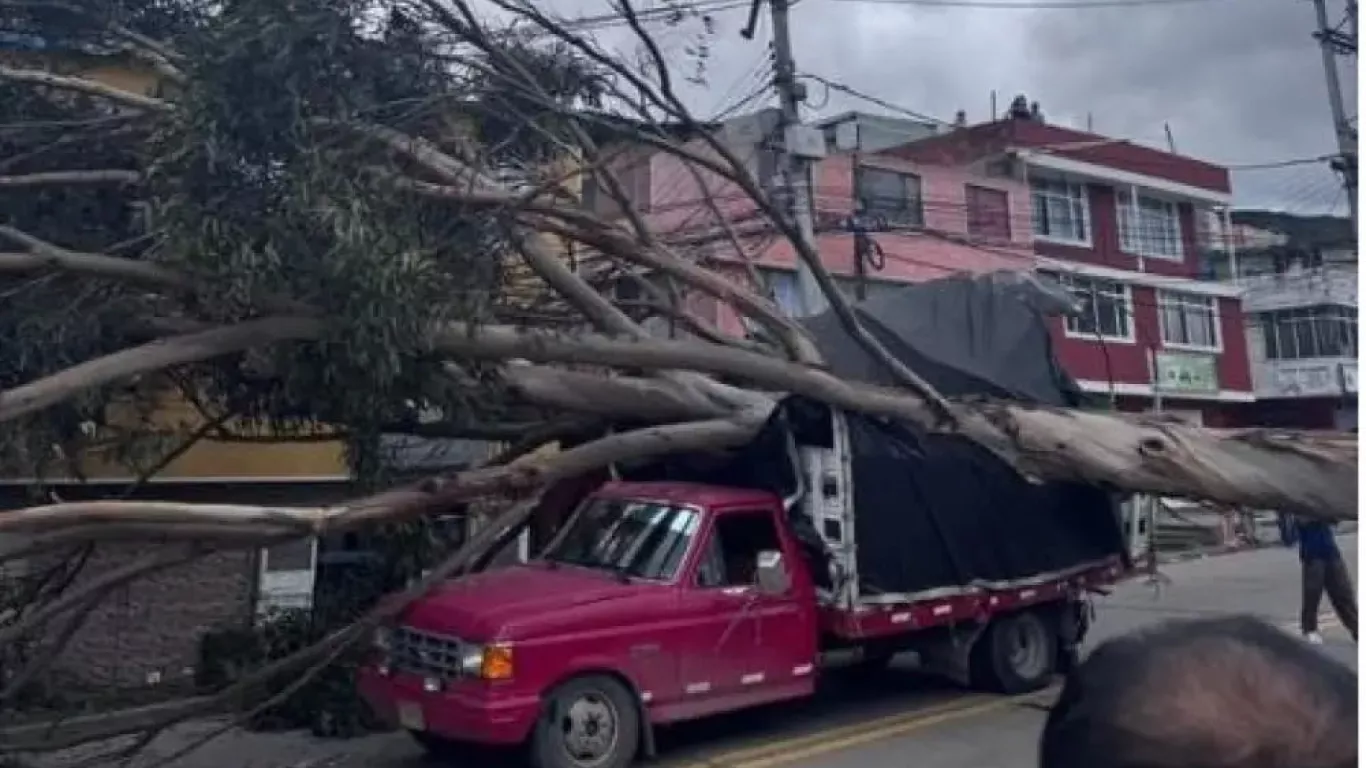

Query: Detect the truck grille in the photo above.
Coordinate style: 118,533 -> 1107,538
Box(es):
391,626 -> 468,679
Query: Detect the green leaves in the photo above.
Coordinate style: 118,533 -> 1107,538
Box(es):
2,0 -> 606,484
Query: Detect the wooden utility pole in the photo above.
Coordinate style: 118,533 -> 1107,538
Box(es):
743,0 -> 826,316
1311,0 -> 1358,234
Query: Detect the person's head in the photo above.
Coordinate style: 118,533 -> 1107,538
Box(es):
1040,616 -> 1357,768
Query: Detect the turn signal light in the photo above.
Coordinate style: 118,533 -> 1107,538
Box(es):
481,645 -> 514,680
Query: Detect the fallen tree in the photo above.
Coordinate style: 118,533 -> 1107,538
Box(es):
0,0 -> 1355,757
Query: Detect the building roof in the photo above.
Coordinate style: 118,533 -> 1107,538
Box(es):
1231,210 -> 1355,250
884,116 -> 1232,195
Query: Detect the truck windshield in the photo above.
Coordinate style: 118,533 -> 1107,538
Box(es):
540,498 -> 700,581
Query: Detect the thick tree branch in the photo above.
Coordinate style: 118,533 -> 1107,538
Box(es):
420,323 -> 1354,519
4,319 -> 1356,527
0,170 -> 141,187
0,317 -> 324,424
0,64 -> 174,112
0,225 -> 186,288
396,176 -> 820,365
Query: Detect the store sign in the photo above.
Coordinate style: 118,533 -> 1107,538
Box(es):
1263,360 -> 1358,398
1154,351 -> 1219,394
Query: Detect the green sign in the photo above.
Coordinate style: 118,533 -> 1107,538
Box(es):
1154,351 -> 1219,394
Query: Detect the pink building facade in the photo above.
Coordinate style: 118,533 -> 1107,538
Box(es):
594,119 -> 1035,337
587,109 -> 1256,426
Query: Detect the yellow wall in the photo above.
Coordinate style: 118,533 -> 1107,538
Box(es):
40,392 -> 351,482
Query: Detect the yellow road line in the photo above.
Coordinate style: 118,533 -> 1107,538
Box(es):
669,688 -> 1057,768
671,612 -> 1348,768
729,698 -> 1019,768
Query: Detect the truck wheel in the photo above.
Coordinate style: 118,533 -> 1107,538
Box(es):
970,610 -> 1057,695
530,675 -> 640,768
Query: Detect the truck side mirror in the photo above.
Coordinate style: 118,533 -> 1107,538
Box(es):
755,550 -> 790,595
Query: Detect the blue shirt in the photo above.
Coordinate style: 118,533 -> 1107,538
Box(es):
1298,520 -> 1340,561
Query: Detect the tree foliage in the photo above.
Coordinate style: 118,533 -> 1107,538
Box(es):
0,0 -> 1355,758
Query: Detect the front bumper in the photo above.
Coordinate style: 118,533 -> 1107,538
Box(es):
358,666 -> 541,745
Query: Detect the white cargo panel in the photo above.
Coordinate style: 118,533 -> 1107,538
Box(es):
799,411 -> 859,608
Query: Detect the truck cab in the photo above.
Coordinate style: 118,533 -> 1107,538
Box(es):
359,482 -> 821,768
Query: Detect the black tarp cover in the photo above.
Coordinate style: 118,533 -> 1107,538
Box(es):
625,272 -> 1126,598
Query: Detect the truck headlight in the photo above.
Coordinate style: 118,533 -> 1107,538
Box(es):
462,644 -> 514,680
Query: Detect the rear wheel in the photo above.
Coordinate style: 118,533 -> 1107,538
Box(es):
529,675 -> 641,768
969,610 -> 1058,694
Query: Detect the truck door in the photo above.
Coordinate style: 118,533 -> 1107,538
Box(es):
674,507 -> 815,717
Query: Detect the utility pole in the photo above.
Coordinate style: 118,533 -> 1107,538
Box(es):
743,0 -> 826,316
1311,0 -> 1358,234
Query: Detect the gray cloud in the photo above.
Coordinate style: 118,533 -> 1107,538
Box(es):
498,0 -> 1355,214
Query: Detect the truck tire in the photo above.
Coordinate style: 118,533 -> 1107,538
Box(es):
530,674 -> 641,768
969,610 -> 1058,695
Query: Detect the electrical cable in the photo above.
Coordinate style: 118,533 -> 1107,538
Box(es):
823,0 -> 1262,8
798,72 -> 953,127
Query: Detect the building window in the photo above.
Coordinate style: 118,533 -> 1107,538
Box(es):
856,167 -> 923,228
1158,291 -> 1220,350
760,268 -> 803,317
966,184 -> 1011,240
1117,190 -> 1183,261
1048,271 -> 1132,341
1030,178 -> 1089,244
1259,305 -> 1358,360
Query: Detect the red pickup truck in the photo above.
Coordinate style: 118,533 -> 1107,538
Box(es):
358,275 -> 1137,768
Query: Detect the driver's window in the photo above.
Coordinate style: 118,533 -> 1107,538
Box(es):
695,509 -> 781,589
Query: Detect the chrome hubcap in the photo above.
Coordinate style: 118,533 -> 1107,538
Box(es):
561,692 -> 619,766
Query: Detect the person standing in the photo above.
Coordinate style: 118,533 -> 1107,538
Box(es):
1296,515 -> 1357,644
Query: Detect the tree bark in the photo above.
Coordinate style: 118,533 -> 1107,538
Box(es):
0,65 -> 174,112
0,418 -> 760,536
0,170 -> 142,187
424,322 -> 1356,519
0,318 -> 324,424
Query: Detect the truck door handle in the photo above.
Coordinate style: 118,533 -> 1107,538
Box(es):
721,587 -> 750,597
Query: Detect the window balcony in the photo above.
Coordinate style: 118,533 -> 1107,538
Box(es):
1234,265 -> 1358,313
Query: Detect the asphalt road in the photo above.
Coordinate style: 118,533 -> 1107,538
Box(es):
27,539 -> 1357,768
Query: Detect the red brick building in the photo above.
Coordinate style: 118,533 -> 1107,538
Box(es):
891,110 -> 1254,425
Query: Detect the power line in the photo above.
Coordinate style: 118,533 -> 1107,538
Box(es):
796,73 -> 1336,177
798,72 -> 953,126
823,0 -> 1253,8
1225,154 -> 1342,171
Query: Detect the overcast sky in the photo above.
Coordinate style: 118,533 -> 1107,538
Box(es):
500,0 -> 1357,214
